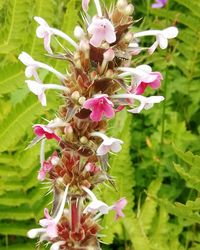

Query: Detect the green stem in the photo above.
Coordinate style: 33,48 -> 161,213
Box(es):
160,69 -> 168,148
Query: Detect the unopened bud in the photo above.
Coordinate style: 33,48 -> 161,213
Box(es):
71,91 -> 80,100
74,52 -> 80,61
101,43 -> 109,49
78,96 -> 86,105
80,136 -> 88,144
105,69 -> 114,78
64,124 -> 73,134
79,39 -> 90,51
117,0 -> 127,9
56,177 -> 65,188
74,26 -> 84,39
125,4 -> 134,15
51,156 -> 60,166
103,48 -> 115,62
90,71 -> 97,78
124,32 -> 133,43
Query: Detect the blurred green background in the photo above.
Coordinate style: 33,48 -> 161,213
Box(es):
0,0 -> 200,249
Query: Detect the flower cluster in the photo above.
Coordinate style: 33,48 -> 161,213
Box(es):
19,0 -> 178,249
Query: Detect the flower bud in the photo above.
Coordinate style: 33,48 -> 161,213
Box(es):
80,136 -> 88,144
105,69 -> 114,78
51,156 -> 60,166
64,124 -> 73,134
125,4 -> 134,15
103,48 -> 115,62
117,0 -> 127,9
74,26 -> 84,39
79,39 -> 90,51
124,32 -> 133,43
78,96 -> 86,105
71,91 -> 80,100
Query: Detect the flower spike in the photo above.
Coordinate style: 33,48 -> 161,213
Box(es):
21,1 -> 178,248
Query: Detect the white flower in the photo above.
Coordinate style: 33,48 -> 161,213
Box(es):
111,94 -> 164,113
130,26 -> 178,54
34,16 -> 78,54
25,80 -> 69,106
82,186 -> 110,214
84,199 -> 110,214
91,132 -> 123,155
50,241 -> 66,250
19,52 -> 66,81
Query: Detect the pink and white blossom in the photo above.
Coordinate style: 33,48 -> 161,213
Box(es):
34,17 -> 78,53
111,198 -> 127,220
33,124 -> 61,141
85,162 -> 100,173
91,132 -> 123,155
88,17 -> 116,47
19,52 -> 66,81
111,93 -> 164,113
27,185 -> 69,239
130,26 -> 178,54
152,0 -> 167,9
39,208 -> 58,238
83,94 -> 115,122
82,186 -> 110,214
118,65 -> 163,94
38,151 -> 59,181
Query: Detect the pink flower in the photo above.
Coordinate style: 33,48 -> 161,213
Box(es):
112,198 -> 127,220
152,0 -> 167,9
38,152 -> 59,181
39,208 -> 58,238
88,17 -> 116,47
135,72 -> 163,94
83,94 -> 115,122
33,124 -> 61,141
119,65 -> 163,94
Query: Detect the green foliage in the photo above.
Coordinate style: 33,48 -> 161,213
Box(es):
0,0 -> 200,249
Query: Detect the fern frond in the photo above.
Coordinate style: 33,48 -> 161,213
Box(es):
0,0 -> 31,54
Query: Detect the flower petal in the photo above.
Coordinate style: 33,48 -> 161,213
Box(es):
26,80 -> 43,95
163,26 -> 178,39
